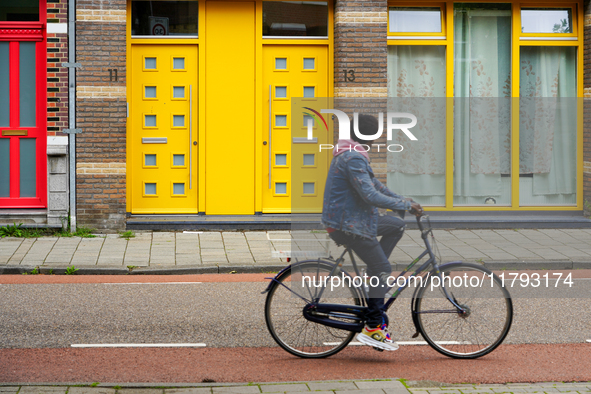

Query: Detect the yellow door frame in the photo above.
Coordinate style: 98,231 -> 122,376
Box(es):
126,0 -> 333,214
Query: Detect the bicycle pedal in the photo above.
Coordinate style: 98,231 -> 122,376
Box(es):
372,347 -> 384,352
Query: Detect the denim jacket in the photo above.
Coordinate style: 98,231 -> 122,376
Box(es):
321,151 -> 411,239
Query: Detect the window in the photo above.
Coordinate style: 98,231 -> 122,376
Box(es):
521,8 -> 573,34
387,1 -> 582,210
389,7 -> 442,33
131,1 -> 198,36
263,1 -> 328,37
0,0 -> 39,21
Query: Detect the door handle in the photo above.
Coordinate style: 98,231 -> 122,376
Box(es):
268,84 -> 272,189
189,84 -> 193,190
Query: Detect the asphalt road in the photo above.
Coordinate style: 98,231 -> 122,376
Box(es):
0,279 -> 589,349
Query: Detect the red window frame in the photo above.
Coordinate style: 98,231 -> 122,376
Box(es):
0,1 -> 47,208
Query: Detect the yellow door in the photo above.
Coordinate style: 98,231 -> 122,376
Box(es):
205,2 -> 256,215
262,45 -> 330,213
130,45 -> 198,214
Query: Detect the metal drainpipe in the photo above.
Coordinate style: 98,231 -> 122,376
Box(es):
68,0 -> 76,231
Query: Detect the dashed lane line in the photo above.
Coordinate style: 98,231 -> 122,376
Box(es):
71,343 -> 207,348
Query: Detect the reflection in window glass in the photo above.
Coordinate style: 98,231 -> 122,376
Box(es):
275,182 -> 287,194
20,139 -> 36,197
0,0 -> 39,21
0,139 -> 9,197
275,58 -> 287,70
145,86 -> 157,98
303,154 -> 315,166
275,86 -> 287,98
145,183 -> 156,195
521,8 -> 572,34
303,182 -> 315,194
275,115 -> 287,127
263,1 -> 328,37
132,1 -> 198,36
389,7 -> 442,33
173,115 -> 185,127
303,58 -> 315,70
275,154 -> 287,166
173,86 -> 185,98
20,42 -> 36,127
0,43 -> 9,127
173,183 -> 185,195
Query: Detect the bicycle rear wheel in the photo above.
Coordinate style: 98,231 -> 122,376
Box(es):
413,262 -> 513,359
264,259 -> 362,358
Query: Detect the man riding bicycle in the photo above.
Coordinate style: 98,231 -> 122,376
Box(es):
321,113 -> 423,351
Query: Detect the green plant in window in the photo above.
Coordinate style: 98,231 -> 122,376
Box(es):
552,19 -> 570,34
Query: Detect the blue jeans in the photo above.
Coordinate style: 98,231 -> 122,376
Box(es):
328,214 -> 406,328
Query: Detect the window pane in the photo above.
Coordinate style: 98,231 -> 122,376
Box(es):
173,183 -> 185,195
131,1 -> 198,36
20,42 -> 36,127
0,139 -> 9,197
263,1 -> 328,37
303,115 -> 314,127
173,57 -> 185,69
145,154 -> 156,166
519,46 -> 577,206
453,4 -> 512,206
275,182 -> 287,194
275,86 -> 287,98
145,183 -> 156,195
387,46 -> 447,206
173,86 -> 185,98
389,7 -> 441,33
303,182 -> 315,194
275,58 -> 287,70
0,0 -> 39,21
303,87 -> 315,98
173,115 -> 185,127
173,154 -> 185,166
275,115 -> 287,127
521,8 -> 572,34
145,86 -> 157,98
303,58 -> 315,70
19,139 -> 35,197
303,154 -> 314,166
275,154 -> 287,166
145,57 -> 156,69
145,115 -> 156,127
0,42 -> 8,127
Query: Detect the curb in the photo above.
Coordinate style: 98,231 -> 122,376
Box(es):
0,265 -> 287,275
1,262 -> 590,275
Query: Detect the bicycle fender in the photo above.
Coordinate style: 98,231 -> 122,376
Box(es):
260,264 -> 293,294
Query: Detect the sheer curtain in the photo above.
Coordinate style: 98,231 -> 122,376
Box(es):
453,5 -> 512,205
519,46 -> 577,205
387,45 -> 446,206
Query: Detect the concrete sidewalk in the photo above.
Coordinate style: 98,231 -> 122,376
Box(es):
1,228 -> 591,274
1,380 -> 590,394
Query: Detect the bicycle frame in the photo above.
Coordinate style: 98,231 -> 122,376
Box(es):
313,215 -> 466,314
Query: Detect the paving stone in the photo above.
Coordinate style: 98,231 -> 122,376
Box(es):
68,388 -> 116,394
0,387 -> 19,393
355,381 -> 407,390
335,390 -> 386,394
308,382 -> 357,391
259,383 -> 309,392
165,389 -> 213,394
212,387 -> 261,394
17,387 -> 68,394
117,390 -> 163,394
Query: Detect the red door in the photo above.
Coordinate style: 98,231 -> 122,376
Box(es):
0,11 -> 47,208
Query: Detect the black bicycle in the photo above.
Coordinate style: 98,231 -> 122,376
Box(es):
263,214 -> 513,359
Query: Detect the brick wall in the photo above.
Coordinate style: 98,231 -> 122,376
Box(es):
585,0 -> 591,216
334,0 -> 388,184
75,0 -> 127,231
46,0 -> 68,137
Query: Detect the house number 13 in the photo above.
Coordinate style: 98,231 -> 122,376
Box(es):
344,69 -> 355,82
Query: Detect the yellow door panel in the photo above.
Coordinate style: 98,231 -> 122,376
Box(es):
130,45 -> 198,214
205,2 -> 256,215
262,45 -> 330,213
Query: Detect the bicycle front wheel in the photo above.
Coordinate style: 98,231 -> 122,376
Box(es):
265,259 -> 362,358
413,262 -> 513,359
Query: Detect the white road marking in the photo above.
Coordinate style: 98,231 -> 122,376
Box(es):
71,343 -> 206,348
324,340 -> 469,346
102,282 -> 202,285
